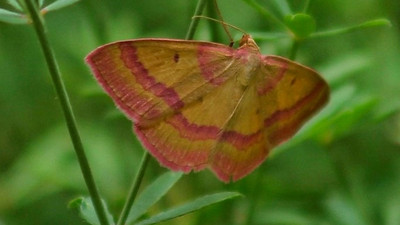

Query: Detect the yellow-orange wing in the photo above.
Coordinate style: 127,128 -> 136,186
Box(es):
86,36 -> 329,182
209,55 -> 329,181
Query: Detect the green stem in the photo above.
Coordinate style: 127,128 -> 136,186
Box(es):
242,171 -> 263,225
116,152 -> 150,225
185,0 -> 207,40
302,0 -> 311,12
289,39 -> 300,60
23,1 -> 109,225
206,0 -> 222,43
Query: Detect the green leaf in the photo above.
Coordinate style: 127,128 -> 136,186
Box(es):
69,197 -> 114,225
126,171 -> 183,223
134,192 -> 242,225
0,8 -> 28,24
325,191 -> 367,225
254,207 -> 326,224
41,0 -> 80,13
7,0 -> 23,12
311,18 -> 391,38
271,0 -> 292,15
241,0 -> 285,27
319,52 -> 372,87
284,13 -> 316,39
382,191 -> 400,225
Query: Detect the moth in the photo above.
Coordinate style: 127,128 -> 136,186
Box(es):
86,34 -> 329,182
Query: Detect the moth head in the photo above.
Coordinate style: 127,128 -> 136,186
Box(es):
239,34 -> 260,52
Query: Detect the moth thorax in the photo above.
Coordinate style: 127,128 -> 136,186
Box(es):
237,56 -> 260,86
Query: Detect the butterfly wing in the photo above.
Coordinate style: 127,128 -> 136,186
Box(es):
86,39 -> 236,127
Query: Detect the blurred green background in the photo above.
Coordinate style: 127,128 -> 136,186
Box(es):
0,0 -> 399,224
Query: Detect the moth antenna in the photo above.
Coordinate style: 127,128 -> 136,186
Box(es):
192,16 -> 248,36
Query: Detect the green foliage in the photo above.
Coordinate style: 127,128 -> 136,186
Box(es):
42,0 -> 81,13
69,197 -> 114,225
0,0 -> 399,225
71,173 -> 239,225
0,8 -> 27,24
134,192 -> 241,225
126,172 -> 183,224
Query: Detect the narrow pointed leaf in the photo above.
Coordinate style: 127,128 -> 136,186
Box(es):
41,0 -> 80,13
311,18 -> 391,38
69,197 -> 114,225
7,0 -> 23,12
134,192 -> 242,225
127,172 -> 183,223
271,0 -> 292,15
241,0 -> 285,27
0,8 -> 27,24
39,0 -> 44,7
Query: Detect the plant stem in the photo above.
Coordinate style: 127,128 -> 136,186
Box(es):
289,39 -> 300,60
185,0 -> 207,40
206,0 -> 223,43
23,1 -> 109,225
242,171 -> 262,225
117,152 -> 150,225
302,0 -> 311,12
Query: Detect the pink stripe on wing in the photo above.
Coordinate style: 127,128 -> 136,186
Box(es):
257,56 -> 288,95
134,125 -> 209,172
264,81 -> 326,129
197,45 -> 233,86
119,43 -> 185,110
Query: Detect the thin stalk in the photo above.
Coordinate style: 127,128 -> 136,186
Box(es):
242,171 -> 263,225
289,39 -> 300,60
185,0 -> 207,40
23,1 -> 109,225
302,0 -> 311,13
116,152 -> 150,225
206,0 -> 223,43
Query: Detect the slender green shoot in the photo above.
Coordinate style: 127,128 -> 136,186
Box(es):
23,0 -> 109,225
185,0 -> 207,40
116,152 -> 150,225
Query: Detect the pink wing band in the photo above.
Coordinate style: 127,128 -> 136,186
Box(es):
119,43 -> 185,111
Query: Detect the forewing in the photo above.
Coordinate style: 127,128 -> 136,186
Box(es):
86,39 -> 235,127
